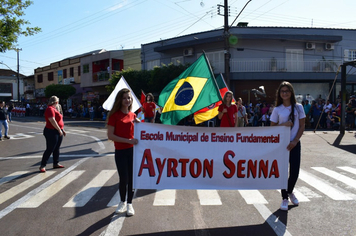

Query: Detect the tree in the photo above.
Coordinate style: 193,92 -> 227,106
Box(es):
0,0 -> 41,52
45,84 -> 76,100
107,64 -> 189,98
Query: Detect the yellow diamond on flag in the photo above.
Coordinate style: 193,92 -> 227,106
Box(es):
162,76 -> 207,113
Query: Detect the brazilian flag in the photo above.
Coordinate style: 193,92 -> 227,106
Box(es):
158,53 -> 221,125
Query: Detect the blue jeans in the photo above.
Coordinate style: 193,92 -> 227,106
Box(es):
0,119 -> 9,138
145,117 -> 154,123
90,112 -> 94,120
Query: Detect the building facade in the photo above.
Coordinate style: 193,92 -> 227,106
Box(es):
0,69 -> 25,102
34,48 -> 141,106
141,26 -> 356,104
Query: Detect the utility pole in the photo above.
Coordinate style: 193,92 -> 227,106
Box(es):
219,0 -> 252,88
217,1 -> 230,87
223,0 -> 230,87
14,48 -> 22,102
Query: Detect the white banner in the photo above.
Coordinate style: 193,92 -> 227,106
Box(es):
133,123 -> 290,190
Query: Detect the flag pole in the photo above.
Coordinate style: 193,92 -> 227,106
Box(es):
202,52 -> 223,101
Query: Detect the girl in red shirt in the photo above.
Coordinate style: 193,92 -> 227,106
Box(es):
218,91 -> 238,127
107,88 -> 140,216
142,93 -> 156,123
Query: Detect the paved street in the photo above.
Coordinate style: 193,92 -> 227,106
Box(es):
0,117 -> 355,236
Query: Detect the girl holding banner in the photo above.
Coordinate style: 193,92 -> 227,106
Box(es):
218,91 -> 238,127
270,81 -> 305,211
107,88 -> 140,216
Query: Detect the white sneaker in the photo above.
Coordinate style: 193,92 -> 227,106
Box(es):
126,203 -> 135,216
115,201 -> 127,214
280,199 -> 289,211
288,192 -> 299,206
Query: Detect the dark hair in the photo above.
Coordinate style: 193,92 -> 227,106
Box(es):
275,81 -> 297,124
106,88 -> 132,123
146,93 -> 154,102
223,91 -> 234,106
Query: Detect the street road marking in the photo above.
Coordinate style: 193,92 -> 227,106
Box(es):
107,190 -> 120,207
254,204 -> 292,236
295,186 -> 321,199
153,190 -> 176,206
276,189 -> 310,202
299,169 -> 354,200
338,166 -> 356,175
8,133 -> 35,140
0,171 -> 55,204
100,190 -> 137,236
66,129 -> 89,134
312,167 -> 356,189
0,157 -> 89,220
20,170 -> 85,208
99,214 -> 126,236
0,171 -> 29,186
9,123 -> 105,149
197,190 -> 222,205
239,190 -> 268,204
63,170 -> 116,207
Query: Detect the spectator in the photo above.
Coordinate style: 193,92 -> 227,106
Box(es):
303,100 -> 311,128
330,112 -> 340,130
0,101 -> 10,140
236,98 -> 248,127
321,100 -> 332,128
346,102 -> 354,130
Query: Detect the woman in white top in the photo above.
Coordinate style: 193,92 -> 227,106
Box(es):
270,81 -> 306,211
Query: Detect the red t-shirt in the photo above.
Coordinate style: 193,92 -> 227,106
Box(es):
218,104 -> 237,127
45,106 -> 64,129
107,110 -> 136,150
143,102 -> 156,118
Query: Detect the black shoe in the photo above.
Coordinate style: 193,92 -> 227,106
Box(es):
4,136 -> 10,139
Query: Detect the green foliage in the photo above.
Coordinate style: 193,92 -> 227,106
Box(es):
107,64 -> 189,99
44,84 -> 76,100
0,0 -> 41,52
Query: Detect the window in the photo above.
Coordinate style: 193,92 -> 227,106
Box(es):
70,67 -> 74,77
48,72 -> 54,81
199,51 -> 224,74
63,69 -> 67,78
78,66 -> 81,76
286,49 -> 304,72
171,56 -> 183,65
344,49 -> 356,61
146,59 -> 160,70
83,64 -> 89,73
37,74 -> 43,83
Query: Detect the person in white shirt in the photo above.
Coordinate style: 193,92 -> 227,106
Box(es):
270,81 -> 306,211
321,100 -> 332,128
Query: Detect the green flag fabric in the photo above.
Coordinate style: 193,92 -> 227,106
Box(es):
158,53 -> 221,125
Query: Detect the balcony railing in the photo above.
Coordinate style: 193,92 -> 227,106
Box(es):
229,58 -> 342,73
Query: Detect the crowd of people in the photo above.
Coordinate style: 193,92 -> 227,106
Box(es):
0,101 -> 107,121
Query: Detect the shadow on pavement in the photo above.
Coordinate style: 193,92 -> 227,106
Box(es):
332,133 -> 356,154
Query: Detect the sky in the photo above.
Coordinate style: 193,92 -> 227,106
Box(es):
1,0 -> 356,76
